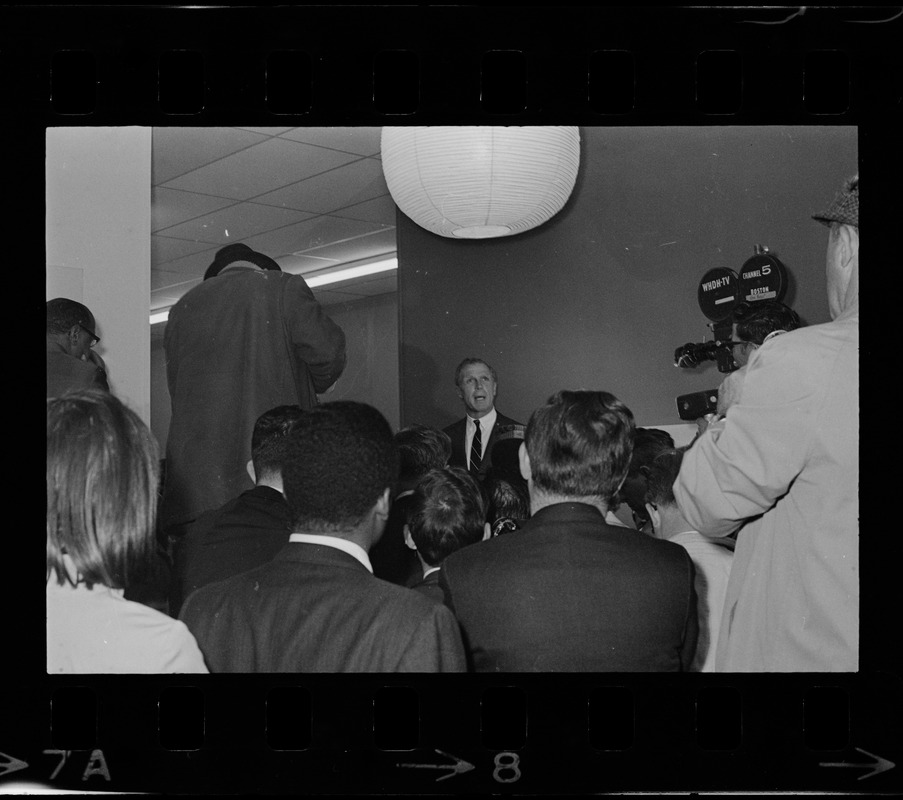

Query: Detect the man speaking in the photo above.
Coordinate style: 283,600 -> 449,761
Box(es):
443,358 -> 521,481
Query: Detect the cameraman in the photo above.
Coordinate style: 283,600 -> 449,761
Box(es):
715,301 -> 802,417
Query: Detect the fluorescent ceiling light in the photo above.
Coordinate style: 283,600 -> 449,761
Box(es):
304,257 -> 397,288
149,256 -> 398,325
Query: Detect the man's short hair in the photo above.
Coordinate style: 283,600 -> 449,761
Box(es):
615,428 -> 676,513
395,424 -> 452,483
47,298 -> 94,336
251,404 -> 307,479
525,390 -> 635,505
407,467 -> 486,566
454,357 -> 498,388
282,401 -> 398,532
47,389 -> 160,590
485,473 -> 530,523
733,301 -> 802,346
643,449 -> 685,508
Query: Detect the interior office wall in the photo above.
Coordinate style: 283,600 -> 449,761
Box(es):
46,127 -> 153,426
150,292 -> 399,453
398,126 -> 857,430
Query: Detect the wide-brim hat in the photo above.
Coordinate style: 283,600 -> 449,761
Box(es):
203,243 -> 282,280
812,175 -> 858,228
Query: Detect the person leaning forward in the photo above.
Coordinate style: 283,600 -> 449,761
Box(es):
160,243 -> 346,541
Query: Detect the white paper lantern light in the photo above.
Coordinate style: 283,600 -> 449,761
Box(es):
380,126 -> 580,239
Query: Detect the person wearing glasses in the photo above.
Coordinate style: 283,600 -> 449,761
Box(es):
46,297 -> 109,397
714,300 -> 803,418
675,175 -> 859,672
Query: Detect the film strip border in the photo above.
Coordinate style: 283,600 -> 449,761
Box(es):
7,4 -> 899,795
2,6 -> 900,123
2,674 -> 900,793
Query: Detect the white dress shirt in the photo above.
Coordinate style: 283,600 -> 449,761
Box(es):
464,407 -> 497,463
289,533 -> 373,573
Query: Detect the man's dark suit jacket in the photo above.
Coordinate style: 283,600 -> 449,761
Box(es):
410,569 -> 446,605
369,489 -> 422,587
440,502 -> 699,672
47,345 -> 109,398
170,485 -> 291,616
179,542 -> 467,673
443,410 -> 521,479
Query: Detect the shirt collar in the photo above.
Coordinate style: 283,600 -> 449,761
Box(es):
468,406 -> 497,431
288,533 -> 373,573
422,566 -> 441,579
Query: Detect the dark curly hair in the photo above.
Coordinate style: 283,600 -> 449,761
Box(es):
282,401 -> 398,532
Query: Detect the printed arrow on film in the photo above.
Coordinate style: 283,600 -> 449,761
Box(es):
820,747 -> 895,781
0,751 -> 29,778
399,748 -> 475,782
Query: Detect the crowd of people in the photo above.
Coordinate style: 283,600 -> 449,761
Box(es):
46,175 -> 858,674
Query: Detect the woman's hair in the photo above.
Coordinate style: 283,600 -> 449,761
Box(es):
47,389 -> 160,590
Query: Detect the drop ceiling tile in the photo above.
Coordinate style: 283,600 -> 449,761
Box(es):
161,137 -> 361,200
159,202 -> 315,246
243,216 -> 392,259
151,265 -> 204,292
329,274 -> 398,296
152,235 -> 219,266
152,127 -> 270,185
279,253 -> 344,274
330,193 -> 397,225
152,248 -> 219,284
280,127 -> 382,156
298,228 -> 397,263
152,187 -> 237,232
254,157 -> 388,213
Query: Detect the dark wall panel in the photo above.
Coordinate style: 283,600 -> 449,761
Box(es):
398,126 -> 857,429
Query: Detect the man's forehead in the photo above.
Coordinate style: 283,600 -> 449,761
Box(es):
462,363 -> 492,378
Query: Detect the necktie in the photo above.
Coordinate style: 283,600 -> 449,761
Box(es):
470,418 -> 482,474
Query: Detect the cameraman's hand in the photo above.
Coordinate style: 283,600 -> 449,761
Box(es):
695,413 -> 721,437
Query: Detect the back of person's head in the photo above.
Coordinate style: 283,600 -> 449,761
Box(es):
616,427 -> 676,519
525,390 -> 635,505
454,357 -> 498,388
643,448 -> 684,510
251,404 -> 307,481
484,472 -> 530,524
395,424 -> 452,483
406,466 -> 486,566
46,297 -> 94,336
47,389 -> 159,590
282,401 -> 398,533
733,301 -> 803,345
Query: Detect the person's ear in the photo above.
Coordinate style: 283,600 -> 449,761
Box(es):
839,224 -> 859,268
403,524 -> 417,551
645,502 -> 662,537
246,459 -> 256,484
375,487 -> 391,521
482,521 -> 492,541
518,442 -> 532,482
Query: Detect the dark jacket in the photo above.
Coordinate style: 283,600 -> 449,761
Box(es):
161,269 -> 346,529
46,343 -> 109,397
440,502 -> 698,672
443,411 -> 521,480
170,485 -> 291,616
179,542 -> 467,673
